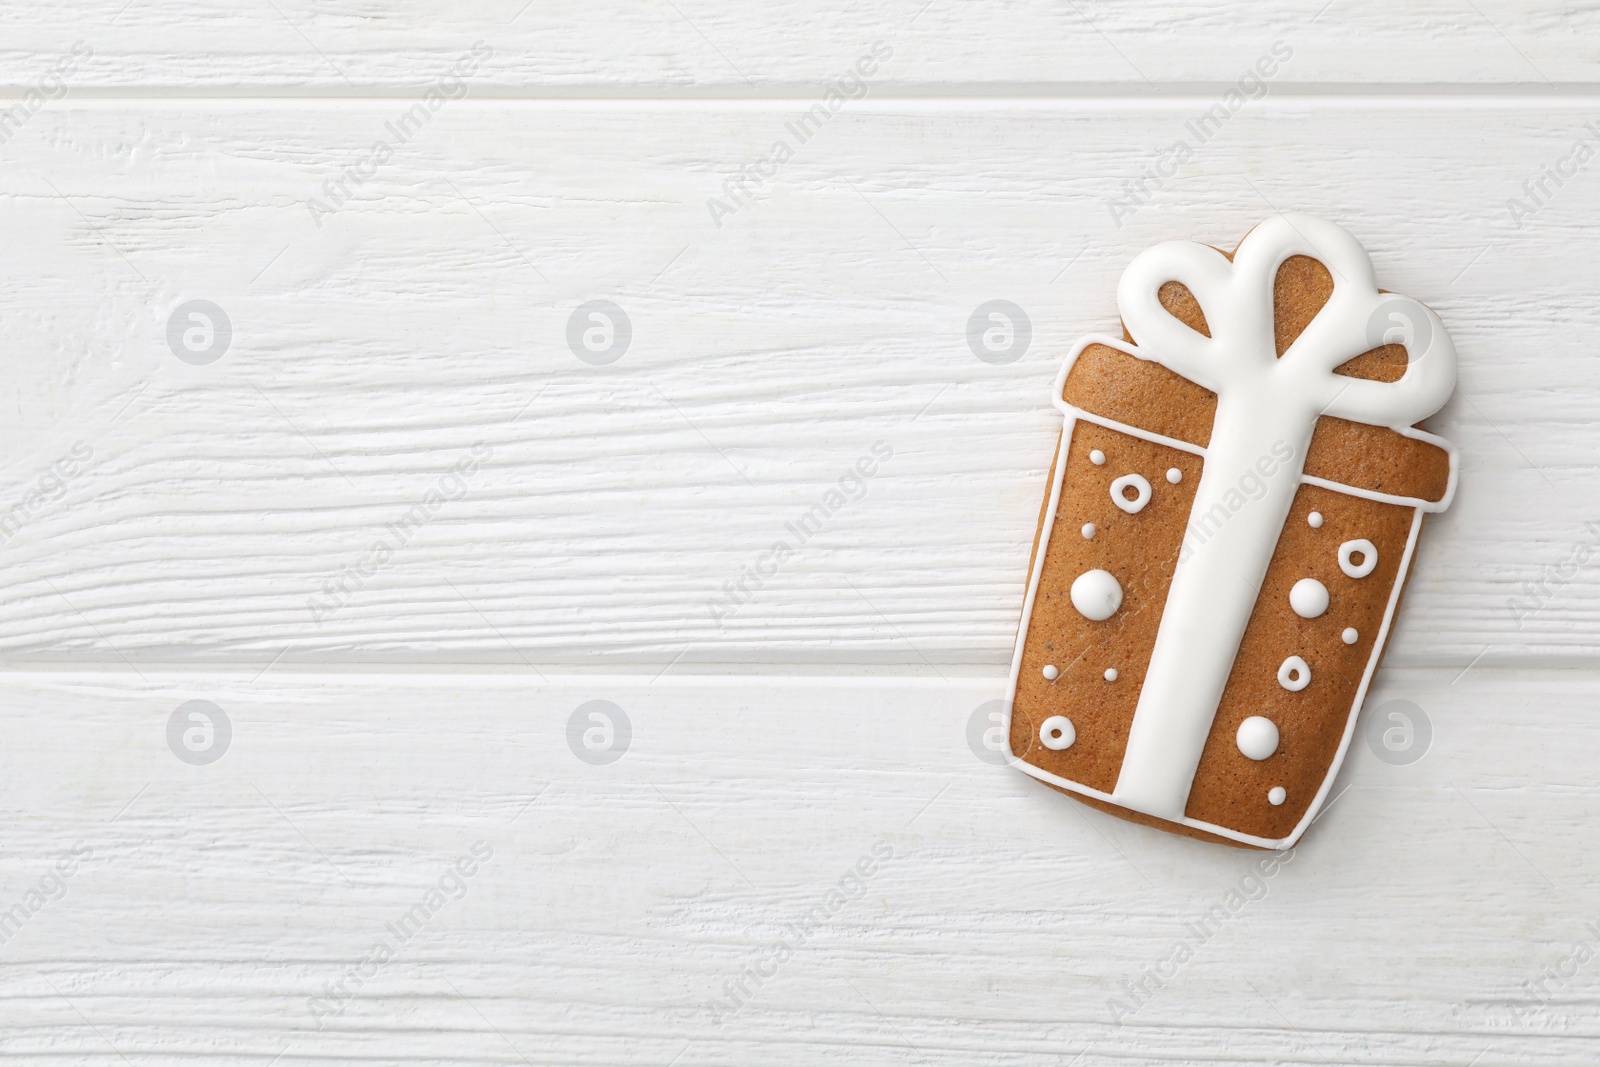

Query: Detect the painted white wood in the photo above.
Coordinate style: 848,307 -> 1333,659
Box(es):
0,666 -> 1592,1064
0,100 -> 1594,664
1,1 -> 1597,91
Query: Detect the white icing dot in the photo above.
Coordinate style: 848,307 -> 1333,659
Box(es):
1081,523 -> 1096,540
1338,538 -> 1378,579
1276,655 -> 1311,692
1104,667 -> 1118,681
1042,664 -> 1059,681
1039,715 -> 1075,751
1070,569 -> 1123,621
1109,473 -> 1152,514
1236,716 -> 1280,761
1289,578 -> 1329,619
1165,467 -> 1182,484
1342,627 -> 1359,645
1089,449 -> 1106,466
1268,786 -> 1287,806
1307,511 -> 1324,528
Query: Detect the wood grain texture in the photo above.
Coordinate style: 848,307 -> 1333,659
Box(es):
0,666 -> 1592,1064
0,2 -> 1597,91
0,101 -> 1595,664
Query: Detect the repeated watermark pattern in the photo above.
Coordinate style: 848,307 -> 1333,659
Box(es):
0,842 -> 94,949
1364,699 -> 1431,766
566,699 -> 631,766
0,41 -> 92,147
1108,42 -> 1293,227
707,440 -> 894,626
308,442 -> 493,624
1177,440 -> 1295,564
705,41 -> 894,228
705,839 -> 895,1025
566,300 -> 632,365
166,700 -> 232,766
166,299 -> 233,365
1108,848 -> 1295,1025
1511,922 -> 1600,1023
308,840 -> 495,1028
1507,522 -> 1600,629
307,43 -> 493,226
966,300 -> 1032,365
1505,122 -> 1600,229
0,440 -> 93,543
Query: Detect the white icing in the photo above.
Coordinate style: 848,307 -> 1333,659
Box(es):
1070,569 -> 1123,621
1104,667 -> 1118,681
1342,627 -> 1358,645
1110,474 -> 1151,514
1106,215 -> 1456,822
1236,716 -> 1280,761
1007,215 -> 1460,848
1166,468 -> 1182,484
1308,511 -> 1323,528
1039,715 -> 1075,751
1081,522 -> 1096,539
1042,664 -> 1059,681
1268,786 -> 1287,806
1289,578 -> 1329,619
1339,538 -> 1378,579
1089,449 -> 1106,465
1277,655 -> 1311,691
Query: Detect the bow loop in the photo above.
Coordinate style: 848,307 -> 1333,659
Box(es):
1114,214 -> 1457,432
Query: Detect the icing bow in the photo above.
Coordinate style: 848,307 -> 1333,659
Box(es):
1115,213 -> 1456,431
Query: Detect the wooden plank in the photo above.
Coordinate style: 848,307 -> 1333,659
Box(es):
0,2 -> 1596,92
0,100 -> 1593,664
0,665 -> 1590,1063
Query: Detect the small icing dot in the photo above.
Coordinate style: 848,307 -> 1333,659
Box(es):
1109,473 -> 1152,514
1268,786 -> 1287,806
1308,511 -> 1324,528
1342,627 -> 1358,645
1289,578 -> 1329,619
1104,667 -> 1118,682
1165,468 -> 1182,484
1276,655 -> 1311,692
1070,568 -> 1124,621
1039,715 -> 1075,751
1089,450 -> 1106,465
1081,523 -> 1096,540
1338,538 -> 1378,579
1042,664 -> 1059,681
1236,716 -> 1280,761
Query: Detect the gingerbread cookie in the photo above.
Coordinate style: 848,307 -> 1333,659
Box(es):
1006,214 -> 1457,849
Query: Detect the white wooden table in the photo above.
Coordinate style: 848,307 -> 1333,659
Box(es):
0,5 -> 1596,1063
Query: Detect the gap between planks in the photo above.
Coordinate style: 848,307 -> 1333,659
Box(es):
8,85 -> 1600,107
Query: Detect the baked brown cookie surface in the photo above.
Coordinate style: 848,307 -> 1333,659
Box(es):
1007,215 -> 1457,849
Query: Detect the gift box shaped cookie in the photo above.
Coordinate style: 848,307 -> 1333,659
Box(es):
1006,214 -> 1457,849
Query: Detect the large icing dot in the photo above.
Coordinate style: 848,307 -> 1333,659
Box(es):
1039,715 -> 1075,751
1104,667 -> 1118,681
1109,474 -> 1151,514
1089,449 -> 1106,466
1339,538 -> 1378,579
1277,655 -> 1311,691
1307,511 -> 1324,528
1236,716 -> 1280,761
1081,523 -> 1096,540
1342,627 -> 1359,645
1042,664 -> 1059,681
1289,578 -> 1329,618
1070,569 -> 1123,621
1165,468 -> 1182,484
1268,786 -> 1287,806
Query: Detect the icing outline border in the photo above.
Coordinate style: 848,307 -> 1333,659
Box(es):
1004,334 -> 1458,849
